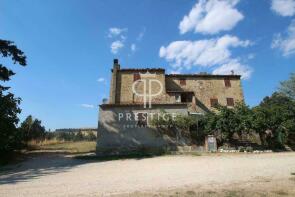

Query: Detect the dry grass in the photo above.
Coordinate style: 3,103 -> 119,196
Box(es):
31,141 -> 96,153
28,139 -> 65,146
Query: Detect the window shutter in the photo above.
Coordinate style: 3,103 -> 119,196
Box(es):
134,73 -> 141,81
210,98 -> 218,107
224,78 -> 231,87
226,98 -> 234,106
180,78 -> 186,85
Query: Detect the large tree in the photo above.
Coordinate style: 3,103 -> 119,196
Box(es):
0,39 -> 26,158
204,102 -> 252,143
253,92 -> 295,148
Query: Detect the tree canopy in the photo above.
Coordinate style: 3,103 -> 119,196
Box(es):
0,39 -> 26,82
253,92 -> 295,148
20,115 -> 46,142
0,39 -> 27,159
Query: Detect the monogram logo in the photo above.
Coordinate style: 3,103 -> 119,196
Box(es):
132,71 -> 163,108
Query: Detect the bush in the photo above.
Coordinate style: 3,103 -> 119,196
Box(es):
150,111 -> 202,144
246,146 -> 253,152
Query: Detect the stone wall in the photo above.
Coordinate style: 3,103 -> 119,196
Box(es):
108,58 -> 244,111
97,104 -> 188,155
112,71 -> 244,113
116,71 -> 168,104
166,76 -> 244,112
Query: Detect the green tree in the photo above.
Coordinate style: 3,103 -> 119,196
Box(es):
203,102 -> 252,144
0,39 -> 26,158
30,119 -> 46,140
74,131 -> 84,141
86,132 -> 96,141
252,106 -> 269,146
0,91 -> 23,153
20,115 -> 46,142
253,92 -> 295,149
204,105 -> 235,142
20,115 -> 34,142
279,73 -> 295,100
150,111 -> 198,143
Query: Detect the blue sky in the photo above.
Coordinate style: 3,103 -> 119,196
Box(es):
1,0 -> 295,130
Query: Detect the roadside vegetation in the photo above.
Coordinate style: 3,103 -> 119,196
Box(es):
152,73 -> 295,151
0,39 -> 27,164
0,39 -> 98,165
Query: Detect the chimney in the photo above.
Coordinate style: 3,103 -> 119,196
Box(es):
113,59 -> 120,70
109,59 -> 120,104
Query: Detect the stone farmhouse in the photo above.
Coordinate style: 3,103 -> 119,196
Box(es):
96,59 -> 244,154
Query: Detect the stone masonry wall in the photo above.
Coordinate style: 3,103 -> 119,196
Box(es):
97,104 -> 188,155
114,71 -> 244,113
166,76 -> 244,111
117,71 -> 168,104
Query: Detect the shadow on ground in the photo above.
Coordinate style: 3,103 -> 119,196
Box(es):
0,151 -> 162,185
0,152 -> 92,185
74,152 -> 165,162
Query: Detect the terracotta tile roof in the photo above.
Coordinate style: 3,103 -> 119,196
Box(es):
119,68 -> 165,72
166,74 -> 241,78
115,66 -> 241,78
100,103 -> 187,108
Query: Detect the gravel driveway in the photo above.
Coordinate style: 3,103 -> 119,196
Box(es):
0,152 -> 295,196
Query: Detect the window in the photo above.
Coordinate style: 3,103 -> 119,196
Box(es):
224,78 -> 231,87
226,98 -> 234,106
134,73 -> 141,81
180,78 -> 186,86
210,98 -> 218,107
137,113 -> 147,127
175,94 -> 181,103
181,93 -> 193,103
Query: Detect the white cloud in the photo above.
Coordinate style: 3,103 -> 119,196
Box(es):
272,19 -> 295,56
81,104 -> 95,108
110,40 -> 124,54
212,60 -> 253,80
159,35 -> 251,69
108,27 -> 127,38
137,27 -> 146,41
271,0 -> 295,17
131,44 -> 136,52
97,77 -> 105,82
108,27 -> 127,54
179,0 -> 243,35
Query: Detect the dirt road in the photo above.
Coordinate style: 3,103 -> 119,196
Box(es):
0,152 -> 295,196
